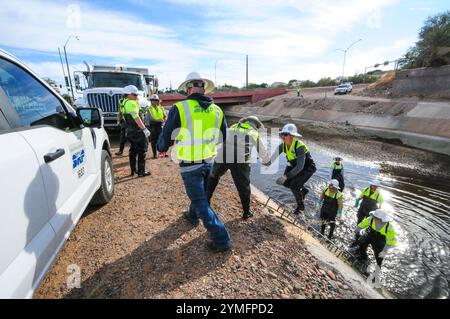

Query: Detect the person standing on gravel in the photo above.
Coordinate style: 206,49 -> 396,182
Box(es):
265,123 -> 317,214
115,95 -> 128,156
122,85 -> 151,177
146,94 -> 166,159
206,115 -> 269,220
157,72 -> 231,253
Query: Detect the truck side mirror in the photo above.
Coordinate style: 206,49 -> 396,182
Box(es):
77,107 -> 103,128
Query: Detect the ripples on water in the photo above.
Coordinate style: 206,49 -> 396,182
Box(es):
249,133 -> 450,299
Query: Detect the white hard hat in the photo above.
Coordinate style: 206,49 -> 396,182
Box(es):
178,71 -> 215,94
150,94 -> 160,101
370,209 -> 392,223
329,179 -> 340,189
370,180 -> 381,187
280,123 -> 302,137
239,115 -> 265,129
123,85 -> 140,95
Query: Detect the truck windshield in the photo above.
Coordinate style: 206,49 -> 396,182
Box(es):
88,72 -> 144,90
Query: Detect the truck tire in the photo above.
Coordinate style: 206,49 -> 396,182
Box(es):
91,150 -> 114,205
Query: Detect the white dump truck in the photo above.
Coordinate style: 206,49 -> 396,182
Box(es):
74,65 -> 158,128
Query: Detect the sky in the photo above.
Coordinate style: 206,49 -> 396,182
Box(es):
0,0 -> 449,90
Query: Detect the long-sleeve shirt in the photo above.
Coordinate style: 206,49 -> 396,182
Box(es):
269,143 -> 306,180
157,93 -> 227,164
320,190 -> 344,211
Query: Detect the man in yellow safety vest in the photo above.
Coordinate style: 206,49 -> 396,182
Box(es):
157,72 -> 231,253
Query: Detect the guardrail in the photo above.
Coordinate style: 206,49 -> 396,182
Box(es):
262,196 -> 372,276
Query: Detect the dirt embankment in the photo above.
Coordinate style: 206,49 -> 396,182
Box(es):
35,145 -> 376,299
225,94 -> 450,156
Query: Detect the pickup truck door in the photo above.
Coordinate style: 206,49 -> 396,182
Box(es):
0,131 -> 56,298
0,56 -> 99,251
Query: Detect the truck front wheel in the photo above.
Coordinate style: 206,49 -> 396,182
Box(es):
91,150 -> 114,205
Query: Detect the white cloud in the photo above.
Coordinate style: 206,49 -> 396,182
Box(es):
1,0 -> 410,88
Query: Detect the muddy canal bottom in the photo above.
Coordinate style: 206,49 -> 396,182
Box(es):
249,134 -> 450,299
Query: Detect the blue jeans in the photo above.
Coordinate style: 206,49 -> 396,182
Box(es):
181,163 -> 231,248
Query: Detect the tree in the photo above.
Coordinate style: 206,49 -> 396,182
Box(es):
299,80 -> 316,88
317,77 -> 337,87
246,83 -> 269,89
402,11 -> 450,68
288,79 -> 299,88
43,77 -> 57,86
216,83 -> 239,92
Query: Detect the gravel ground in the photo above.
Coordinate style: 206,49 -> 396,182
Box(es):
34,145 -> 367,299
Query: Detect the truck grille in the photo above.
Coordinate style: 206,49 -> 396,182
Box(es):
86,93 -> 122,113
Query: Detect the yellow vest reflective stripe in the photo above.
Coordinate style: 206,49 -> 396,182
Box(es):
149,104 -> 165,121
357,217 -> 397,246
230,123 -> 259,141
283,138 -> 309,162
175,99 -> 223,161
360,187 -> 383,203
330,162 -> 343,170
370,218 -> 397,246
324,187 -> 343,199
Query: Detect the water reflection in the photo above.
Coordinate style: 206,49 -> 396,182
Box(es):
249,131 -> 450,299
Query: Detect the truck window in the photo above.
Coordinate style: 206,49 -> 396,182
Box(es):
0,57 -> 71,130
88,72 -> 144,90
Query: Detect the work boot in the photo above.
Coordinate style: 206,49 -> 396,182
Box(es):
242,211 -> 254,220
137,171 -> 151,177
184,210 -> 199,226
207,241 -> 231,253
293,201 -> 305,215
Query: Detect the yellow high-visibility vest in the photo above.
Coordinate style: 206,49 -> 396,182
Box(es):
175,99 -> 223,162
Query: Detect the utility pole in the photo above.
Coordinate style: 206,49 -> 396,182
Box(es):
63,34 -> 79,100
246,55 -> 249,89
335,38 -> 362,83
58,47 -> 67,91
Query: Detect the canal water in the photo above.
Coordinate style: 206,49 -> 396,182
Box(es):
246,128 -> 450,299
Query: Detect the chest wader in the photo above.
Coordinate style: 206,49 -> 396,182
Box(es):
320,190 -> 339,239
282,140 -> 316,213
331,166 -> 345,190
358,219 -> 388,267
124,113 -> 148,175
357,191 -> 380,224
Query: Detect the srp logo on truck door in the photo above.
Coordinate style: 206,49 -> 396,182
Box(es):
70,142 -> 86,179
72,149 -> 85,170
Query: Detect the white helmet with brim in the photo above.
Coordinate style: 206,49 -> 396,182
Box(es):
280,123 -> 302,137
178,72 -> 215,94
370,209 -> 392,223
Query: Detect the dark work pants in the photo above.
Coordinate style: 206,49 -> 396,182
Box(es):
206,162 -> 251,214
127,130 -> 148,174
148,124 -> 162,158
357,233 -> 385,267
119,121 -> 127,152
284,166 -> 315,208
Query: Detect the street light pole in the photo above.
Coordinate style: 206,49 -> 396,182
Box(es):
58,47 -> 67,89
63,34 -> 79,100
335,38 -> 362,83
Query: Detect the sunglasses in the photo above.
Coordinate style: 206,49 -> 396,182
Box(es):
188,82 -> 205,88
280,133 -> 290,137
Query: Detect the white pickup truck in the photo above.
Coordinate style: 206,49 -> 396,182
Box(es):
0,49 -> 115,298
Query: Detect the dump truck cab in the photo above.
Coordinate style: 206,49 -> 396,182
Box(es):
74,65 -> 158,128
